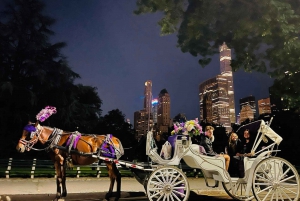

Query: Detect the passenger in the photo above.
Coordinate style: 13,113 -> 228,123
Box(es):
199,126 -> 230,171
226,132 -> 241,157
225,132 -> 241,177
235,129 -> 254,178
236,129 -> 254,157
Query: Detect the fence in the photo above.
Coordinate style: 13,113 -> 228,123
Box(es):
0,158 -> 125,179
0,158 -> 202,179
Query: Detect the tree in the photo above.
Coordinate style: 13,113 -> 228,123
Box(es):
135,0 -> 300,108
0,0 -> 102,157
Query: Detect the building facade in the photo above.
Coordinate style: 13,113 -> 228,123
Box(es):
199,75 -> 231,130
134,109 -> 153,139
239,95 -> 256,123
258,97 -> 271,115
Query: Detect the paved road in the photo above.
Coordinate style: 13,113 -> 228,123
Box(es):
0,177 -> 231,201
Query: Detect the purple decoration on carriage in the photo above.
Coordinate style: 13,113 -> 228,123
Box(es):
101,134 -> 116,158
167,134 -> 177,148
24,125 -> 36,132
167,134 -> 178,157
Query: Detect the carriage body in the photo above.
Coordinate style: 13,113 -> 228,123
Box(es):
144,119 -> 300,201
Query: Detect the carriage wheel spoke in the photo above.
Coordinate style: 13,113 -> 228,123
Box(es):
171,191 -> 181,201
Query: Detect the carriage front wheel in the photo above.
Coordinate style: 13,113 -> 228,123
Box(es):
252,157 -> 300,201
146,166 -> 190,201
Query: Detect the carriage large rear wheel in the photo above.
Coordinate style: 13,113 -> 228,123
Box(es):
146,166 -> 190,201
222,178 -> 255,200
252,157 -> 300,201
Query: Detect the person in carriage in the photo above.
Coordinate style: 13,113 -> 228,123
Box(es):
199,125 -> 230,171
236,129 -> 254,157
225,132 -> 242,176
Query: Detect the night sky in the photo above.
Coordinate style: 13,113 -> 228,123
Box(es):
41,0 -> 273,122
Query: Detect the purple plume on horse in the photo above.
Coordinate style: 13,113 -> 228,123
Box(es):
24,125 -> 36,132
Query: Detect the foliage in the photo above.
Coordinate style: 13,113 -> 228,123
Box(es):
135,0 -> 300,108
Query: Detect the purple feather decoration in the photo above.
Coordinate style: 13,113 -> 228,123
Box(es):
36,106 -> 57,122
23,125 -> 36,132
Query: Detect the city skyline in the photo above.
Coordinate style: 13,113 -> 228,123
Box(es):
38,1 -> 273,123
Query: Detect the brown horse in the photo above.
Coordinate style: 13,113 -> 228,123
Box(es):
16,121 -> 124,201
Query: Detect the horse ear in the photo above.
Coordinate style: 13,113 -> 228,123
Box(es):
34,121 -> 39,127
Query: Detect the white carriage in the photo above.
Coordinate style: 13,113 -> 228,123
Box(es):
141,119 -> 300,201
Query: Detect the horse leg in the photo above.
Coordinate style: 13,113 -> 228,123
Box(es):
61,161 -> 67,197
54,149 -> 65,199
113,163 -> 122,201
105,162 -> 115,200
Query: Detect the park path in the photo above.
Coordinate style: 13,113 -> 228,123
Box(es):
0,177 -> 232,201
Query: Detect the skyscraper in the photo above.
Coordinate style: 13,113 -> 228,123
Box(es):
144,80 -> 152,113
157,89 -> 171,134
134,80 -> 153,139
199,75 -> 231,130
220,42 -> 236,123
199,42 -> 236,131
258,97 -> 271,115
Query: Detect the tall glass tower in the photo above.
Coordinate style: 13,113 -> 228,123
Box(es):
219,42 -> 236,124
199,42 -> 236,132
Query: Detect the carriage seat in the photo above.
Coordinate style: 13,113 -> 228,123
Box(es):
190,144 -> 207,155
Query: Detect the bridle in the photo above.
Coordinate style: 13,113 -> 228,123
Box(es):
19,124 -> 43,151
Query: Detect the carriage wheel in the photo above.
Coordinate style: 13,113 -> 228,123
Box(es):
222,179 -> 254,200
252,157 -> 300,201
146,166 -> 190,201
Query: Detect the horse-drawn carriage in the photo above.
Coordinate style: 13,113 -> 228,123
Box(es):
138,119 -> 300,201
16,107 -> 299,201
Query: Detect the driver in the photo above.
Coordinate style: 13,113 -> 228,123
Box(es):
199,126 -> 230,171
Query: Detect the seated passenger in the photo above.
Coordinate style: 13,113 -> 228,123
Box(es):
235,129 -> 254,178
236,129 -> 254,157
199,126 -> 230,171
225,132 -> 241,177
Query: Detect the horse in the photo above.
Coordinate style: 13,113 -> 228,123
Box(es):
16,121 -> 124,201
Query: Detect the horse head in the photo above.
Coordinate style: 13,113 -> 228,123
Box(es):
16,121 -> 41,153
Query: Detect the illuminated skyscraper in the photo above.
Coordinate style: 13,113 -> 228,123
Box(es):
134,80 -> 153,139
199,75 -> 231,130
157,89 -> 171,134
144,80 -> 152,113
199,42 -> 236,131
258,97 -> 271,115
219,42 -> 236,123
239,95 -> 256,123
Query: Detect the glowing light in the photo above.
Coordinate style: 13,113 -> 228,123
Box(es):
152,99 -> 158,105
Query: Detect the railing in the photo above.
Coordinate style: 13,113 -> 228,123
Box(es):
0,158 -> 202,179
0,158 -> 130,179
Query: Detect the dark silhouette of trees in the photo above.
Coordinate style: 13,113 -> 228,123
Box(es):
0,0 -> 103,158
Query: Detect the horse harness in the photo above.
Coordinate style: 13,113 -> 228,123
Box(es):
21,125 -> 121,159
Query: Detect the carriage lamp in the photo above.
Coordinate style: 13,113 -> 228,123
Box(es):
181,136 -> 187,146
